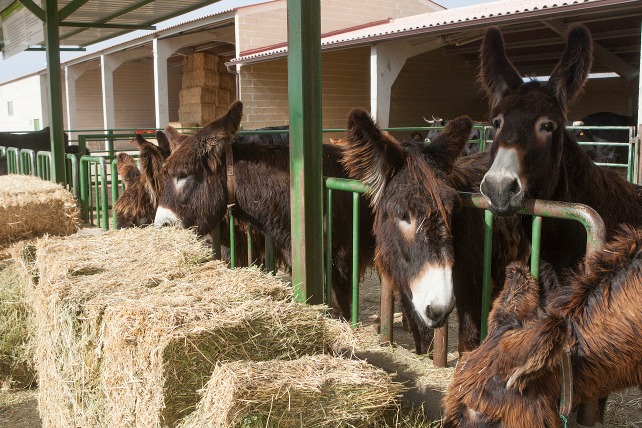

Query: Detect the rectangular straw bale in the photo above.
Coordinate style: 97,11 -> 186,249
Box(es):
179,87 -> 219,104
20,226 -> 355,428
178,355 -> 406,428
0,175 -> 79,245
183,53 -> 220,72
181,69 -> 220,88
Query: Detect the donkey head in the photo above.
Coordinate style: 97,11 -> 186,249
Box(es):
114,132 -> 170,228
479,25 -> 593,215
154,101 -> 243,235
442,262 -> 567,428
343,108 -> 472,328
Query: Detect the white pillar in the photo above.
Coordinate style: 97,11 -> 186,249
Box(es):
101,54 -> 117,133
153,37 -> 180,128
39,73 -> 49,128
370,38 -> 443,127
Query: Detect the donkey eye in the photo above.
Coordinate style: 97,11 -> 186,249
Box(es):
400,212 -> 411,223
541,121 -> 556,132
492,118 -> 501,129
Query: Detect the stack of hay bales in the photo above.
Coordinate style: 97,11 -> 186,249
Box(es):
0,175 -> 79,249
18,227 -> 404,427
178,52 -> 236,126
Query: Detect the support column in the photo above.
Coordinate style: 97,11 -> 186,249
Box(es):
370,39 -> 443,126
287,0 -> 324,305
39,73 -> 49,128
153,37 -> 173,128
101,54 -> 117,132
44,0 -> 66,184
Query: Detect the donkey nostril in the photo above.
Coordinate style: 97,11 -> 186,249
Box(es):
425,305 -> 433,320
509,178 -> 521,194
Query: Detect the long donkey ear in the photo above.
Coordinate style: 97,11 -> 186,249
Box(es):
135,134 -> 165,198
155,130 -> 171,158
116,153 -> 140,189
195,100 -> 243,170
479,27 -> 523,108
488,262 -> 541,335
546,24 -> 593,112
424,116 -> 473,171
504,316 -> 566,392
343,108 -> 404,207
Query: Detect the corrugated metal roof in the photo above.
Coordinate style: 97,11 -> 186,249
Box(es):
0,0 -> 232,48
230,0 -> 636,64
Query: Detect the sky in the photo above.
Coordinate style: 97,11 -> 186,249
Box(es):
0,0 -> 492,84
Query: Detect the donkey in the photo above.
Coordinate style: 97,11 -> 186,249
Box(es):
114,132 -> 170,228
443,226 -> 642,427
342,108 -> 528,354
478,24 -> 642,275
154,101 -> 375,319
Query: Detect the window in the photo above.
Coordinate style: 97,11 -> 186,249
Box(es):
7,101 -> 13,116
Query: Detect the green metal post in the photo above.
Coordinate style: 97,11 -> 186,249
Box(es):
287,0 -> 324,304
44,0 -> 67,185
530,216 -> 542,281
264,235 -> 276,274
79,157 -> 89,221
111,159 -> 120,228
480,209 -> 493,340
7,148 -> 19,174
351,192 -> 360,327
325,187 -> 334,305
99,158 -> 109,230
66,154 -> 78,198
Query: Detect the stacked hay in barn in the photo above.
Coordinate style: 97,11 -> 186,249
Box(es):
178,52 -> 236,125
18,227 -> 402,427
0,175 -> 79,248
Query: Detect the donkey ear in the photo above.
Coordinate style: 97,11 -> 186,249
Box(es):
425,116 -> 473,169
343,108 -> 404,207
546,24 -> 593,112
488,262 -> 540,335
196,100 -> 243,146
116,153 -> 140,189
136,136 -> 165,197
155,130 -> 171,158
504,317 -> 566,391
479,27 -> 523,108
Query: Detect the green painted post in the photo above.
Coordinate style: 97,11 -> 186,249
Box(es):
351,192 -> 360,327
287,0 -> 324,305
66,154 -> 78,198
480,209 -> 493,340
530,216 -> 542,281
325,187 -> 333,305
44,0 -> 66,185
228,207 -> 236,269
111,159 -> 120,228
79,157 -> 89,222
264,235 -> 276,274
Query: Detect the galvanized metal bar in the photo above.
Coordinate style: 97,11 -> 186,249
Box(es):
351,192 -> 360,327
480,209 -> 493,340
287,0 -> 324,305
325,187 -> 334,305
531,216 -> 543,281
60,22 -> 156,30
228,207 -> 235,269
44,0 -> 67,185
264,235 -> 276,274
246,224 -> 253,266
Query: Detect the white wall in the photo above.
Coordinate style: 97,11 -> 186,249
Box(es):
0,75 -> 44,132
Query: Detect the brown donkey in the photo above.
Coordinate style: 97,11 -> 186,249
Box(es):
114,132 -> 170,228
154,101 -> 375,319
478,24 -> 642,275
342,108 -> 528,354
443,227 -> 642,427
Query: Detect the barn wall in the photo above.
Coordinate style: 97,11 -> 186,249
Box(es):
74,68 -> 103,131
239,46 -> 370,133
236,0 -> 440,54
389,48 -> 488,128
167,62 -> 183,123
569,76 -> 635,121
0,75 -> 44,132
113,59 -> 156,129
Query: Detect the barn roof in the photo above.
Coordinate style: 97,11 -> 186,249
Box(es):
229,0 -> 642,78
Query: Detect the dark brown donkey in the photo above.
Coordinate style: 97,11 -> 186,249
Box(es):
114,132 -> 170,228
342,108 -> 528,354
443,226 -> 642,427
478,24 -> 642,274
154,101 -> 375,319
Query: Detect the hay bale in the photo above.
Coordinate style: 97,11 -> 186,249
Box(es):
178,355 -> 406,428
181,70 -> 220,88
20,227 -> 354,428
0,260 -> 34,388
183,53 -> 220,72
0,175 -> 79,245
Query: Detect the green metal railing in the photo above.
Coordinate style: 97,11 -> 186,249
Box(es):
37,151 -> 52,180
79,155 -> 110,230
6,147 -> 19,173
